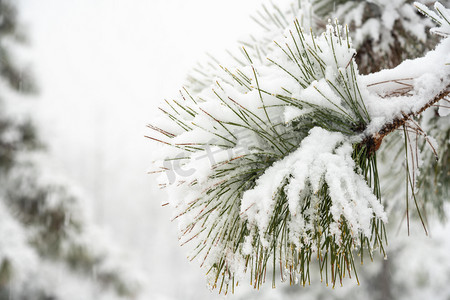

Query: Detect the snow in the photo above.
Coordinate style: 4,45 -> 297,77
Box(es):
416,1 -> 450,36
334,0 -> 431,51
241,127 -> 386,240
0,200 -> 38,287
361,37 -> 450,135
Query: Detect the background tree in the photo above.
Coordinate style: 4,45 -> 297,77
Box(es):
0,1 -> 141,299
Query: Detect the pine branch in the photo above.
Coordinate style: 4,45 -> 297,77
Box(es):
365,85 -> 450,154
149,1 -> 450,294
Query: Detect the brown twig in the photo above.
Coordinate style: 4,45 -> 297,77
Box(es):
364,85 -> 450,154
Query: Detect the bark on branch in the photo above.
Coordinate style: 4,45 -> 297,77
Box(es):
364,85 -> 450,154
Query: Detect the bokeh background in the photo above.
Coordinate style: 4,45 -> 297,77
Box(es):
15,1 -> 262,298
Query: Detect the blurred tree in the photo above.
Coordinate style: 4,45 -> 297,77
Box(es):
0,1 -> 140,299
311,0 -> 440,73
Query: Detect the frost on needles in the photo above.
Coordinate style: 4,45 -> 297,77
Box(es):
147,1 -> 450,293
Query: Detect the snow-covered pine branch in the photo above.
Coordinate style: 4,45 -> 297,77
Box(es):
148,1 -> 450,293
361,35 -> 450,152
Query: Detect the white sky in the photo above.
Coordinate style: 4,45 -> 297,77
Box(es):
17,1 -> 263,299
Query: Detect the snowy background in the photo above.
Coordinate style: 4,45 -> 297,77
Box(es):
10,0 -> 450,299
18,1 -> 262,299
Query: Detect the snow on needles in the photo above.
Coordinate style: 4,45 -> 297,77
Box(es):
241,127 -> 386,248
361,10 -> 450,135
148,1 -> 450,292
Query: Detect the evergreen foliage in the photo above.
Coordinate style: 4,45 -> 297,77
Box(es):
0,1 -> 140,298
311,0 -> 439,73
149,0 -> 450,293
0,0 -> 36,93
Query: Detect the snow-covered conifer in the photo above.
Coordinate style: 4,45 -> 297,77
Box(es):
149,1 -> 450,293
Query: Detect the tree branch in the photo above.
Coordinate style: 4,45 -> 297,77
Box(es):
364,85 -> 450,154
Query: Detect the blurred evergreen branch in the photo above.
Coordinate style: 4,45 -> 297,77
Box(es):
0,1 -> 140,298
